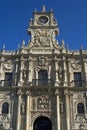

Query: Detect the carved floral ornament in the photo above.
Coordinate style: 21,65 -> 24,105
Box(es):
71,61 -> 81,70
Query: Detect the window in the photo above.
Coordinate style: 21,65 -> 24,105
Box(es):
2,102 -> 9,114
77,102 -> 84,114
38,70 -> 48,86
74,72 -> 82,87
4,72 -> 13,86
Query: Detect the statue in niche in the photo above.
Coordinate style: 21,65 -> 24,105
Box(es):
23,69 -> 27,78
58,66 -> 63,80
60,101 -> 64,113
39,56 -> 46,66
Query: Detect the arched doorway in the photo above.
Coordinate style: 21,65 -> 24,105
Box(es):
33,116 -> 52,130
38,70 -> 48,86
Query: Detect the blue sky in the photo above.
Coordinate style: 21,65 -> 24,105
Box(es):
0,0 -> 87,50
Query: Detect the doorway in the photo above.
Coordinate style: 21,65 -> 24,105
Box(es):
33,116 -> 52,130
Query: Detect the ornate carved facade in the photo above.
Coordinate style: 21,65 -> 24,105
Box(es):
0,6 -> 87,130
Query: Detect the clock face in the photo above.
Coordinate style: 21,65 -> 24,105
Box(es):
38,16 -> 48,24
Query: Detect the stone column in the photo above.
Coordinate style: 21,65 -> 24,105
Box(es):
86,91 -> 87,118
35,69 -> 38,86
83,60 -> 87,86
27,58 -> 32,86
16,89 -> 22,130
18,57 -> 24,86
64,89 -> 70,130
63,58 -> 67,86
55,89 -> 60,130
0,57 -> 4,86
48,66 -> 51,85
26,91 -> 31,130
67,60 -> 72,86
55,61 -> 59,86
14,59 -> 18,86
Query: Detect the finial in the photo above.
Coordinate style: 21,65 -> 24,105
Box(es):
42,5 -> 46,12
66,44 -> 69,54
34,8 -> 37,12
66,44 -> 68,50
80,44 -> 83,50
61,39 -> 65,48
51,8 -> 53,12
22,40 -> 25,47
18,44 -> 20,50
2,44 -> 5,50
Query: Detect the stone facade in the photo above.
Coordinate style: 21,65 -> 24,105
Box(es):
0,6 -> 87,130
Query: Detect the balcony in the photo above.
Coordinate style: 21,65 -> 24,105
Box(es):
71,80 -> 85,87
32,79 -> 54,87
0,80 -> 12,87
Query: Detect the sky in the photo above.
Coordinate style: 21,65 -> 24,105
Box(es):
0,0 -> 87,50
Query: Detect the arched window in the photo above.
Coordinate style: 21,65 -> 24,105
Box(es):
77,102 -> 84,114
2,102 -> 9,114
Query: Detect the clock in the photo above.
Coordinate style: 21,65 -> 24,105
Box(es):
38,16 -> 48,24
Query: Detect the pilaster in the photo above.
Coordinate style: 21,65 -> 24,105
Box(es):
18,57 -> 24,86
83,60 -> 87,87
64,89 -> 70,130
55,60 -> 59,86
26,91 -> 31,130
27,57 -> 32,85
63,57 -> 67,86
16,89 -> 22,130
55,88 -> 60,130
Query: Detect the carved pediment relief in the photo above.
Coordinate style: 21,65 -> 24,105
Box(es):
3,60 -> 13,71
71,61 -> 81,70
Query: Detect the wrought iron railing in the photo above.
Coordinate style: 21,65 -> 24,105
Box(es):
71,80 -> 85,87
32,79 -> 54,86
0,80 -> 13,87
